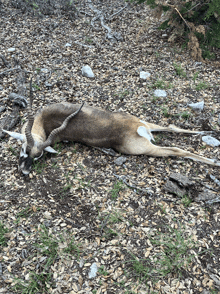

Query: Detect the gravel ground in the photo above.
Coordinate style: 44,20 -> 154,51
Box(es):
0,0 -> 220,293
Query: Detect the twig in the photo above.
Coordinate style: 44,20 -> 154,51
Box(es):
100,214 -> 110,234
167,4 -> 191,30
107,4 -> 127,20
8,93 -> 28,108
74,41 -> 94,49
0,67 -> 21,76
94,147 -> 119,157
0,55 -> 10,68
206,197 -> 220,205
200,182 -> 218,192
78,10 -> 93,17
87,0 -> 122,41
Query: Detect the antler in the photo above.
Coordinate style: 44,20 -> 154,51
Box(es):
25,78 -> 35,149
38,102 -> 84,151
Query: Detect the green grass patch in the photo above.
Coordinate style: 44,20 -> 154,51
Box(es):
0,222 -> 9,248
173,62 -> 187,78
124,224 -> 198,289
110,180 -> 124,201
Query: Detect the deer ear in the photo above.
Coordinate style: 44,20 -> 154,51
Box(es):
44,146 -> 58,153
2,130 -> 25,142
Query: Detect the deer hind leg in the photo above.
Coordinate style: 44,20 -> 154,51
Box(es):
121,126 -> 220,167
145,144 -> 220,166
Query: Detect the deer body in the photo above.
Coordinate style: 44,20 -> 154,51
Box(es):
3,102 -> 220,175
28,103 -> 139,151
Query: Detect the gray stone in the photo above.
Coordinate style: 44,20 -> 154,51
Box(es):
82,65 -> 95,78
79,258 -> 84,268
154,89 -> 167,97
140,71 -> 151,80
41,68 -> 50,74
7,48 -> 16,52
202,136 -> 220,147
188,101 -> 204,111
88,263 -> 98,279
0,106 -> 6,113
45,82 -> 52,88
114,156 -> 127,166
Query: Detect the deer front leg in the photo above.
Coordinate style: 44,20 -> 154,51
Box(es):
140,121 -> 202,134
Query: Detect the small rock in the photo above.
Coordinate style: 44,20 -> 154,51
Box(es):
41,68 -> 50,74
79,258 -> 84,268
114,156 -> 127,166
65,43 -> 71,47
140,71 -> 151,80
188,101 -> 204,111
0,85 -> 3,91
202,136 -> 220,147
154,89 -> 167,97
88,263 -> 98,279
82,65 -> 95,78
39,256 -> 47,263
44,211 -> 52,219
45,82 -> 52,88
7,48 -> 16,52
0,106 -> 6,113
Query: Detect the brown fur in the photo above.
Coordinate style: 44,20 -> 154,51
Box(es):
25,103 -> 141,151
18,102 -> 219,168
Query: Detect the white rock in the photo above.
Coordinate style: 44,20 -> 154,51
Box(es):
202,136 -> 220,147
188,101 -> 204,111
154,89 -> 167,97
79,258 -> 84,268
43,211 -> 52,219
8,48 -> 16,52
41,68 -> 50,74
140,71 -> 151,80
114,156 -> 127,166
65,43 -> 71,47
88,263 -> 98,279
82,65 -> 95,78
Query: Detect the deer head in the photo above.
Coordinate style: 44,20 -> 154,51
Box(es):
2,80 -> 84,175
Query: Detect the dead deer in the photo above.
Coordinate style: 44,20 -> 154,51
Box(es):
2,84 -> 220,175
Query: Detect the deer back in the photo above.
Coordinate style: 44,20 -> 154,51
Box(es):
28,102 -> 141,150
